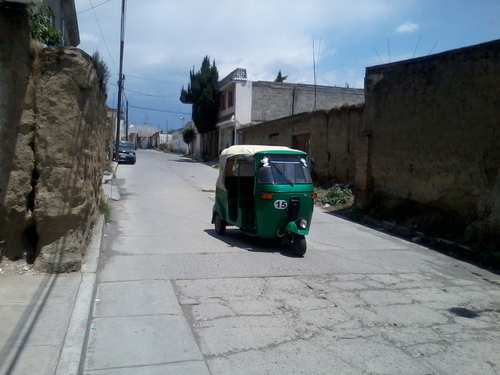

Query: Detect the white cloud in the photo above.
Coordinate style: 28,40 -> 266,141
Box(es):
396,21 -> 419,34
79,32 -> 99,44
76,0 -> 409,84
72,0 -> 426,124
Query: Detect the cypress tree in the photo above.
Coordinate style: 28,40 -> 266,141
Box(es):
180,56 -> 220,134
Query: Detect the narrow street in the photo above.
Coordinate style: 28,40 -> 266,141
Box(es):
83,150 -> 500,374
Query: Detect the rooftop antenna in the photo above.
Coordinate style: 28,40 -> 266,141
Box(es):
387,38 -> 391,63
373,46 -> 384,64
413,35 -> 421,58
312,38 -> 321,109
428,41 -> 438,55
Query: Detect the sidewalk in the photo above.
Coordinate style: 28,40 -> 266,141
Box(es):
0,164 -> 116,375
0,214 -> 103,375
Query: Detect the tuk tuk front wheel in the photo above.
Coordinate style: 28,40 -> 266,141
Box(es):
214,213 -> 226,235
290,234 -> 307,256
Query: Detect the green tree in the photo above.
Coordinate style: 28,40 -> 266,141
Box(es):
179,56 -> 220,134
182,127 -> 196,145
274,70 -> 288,82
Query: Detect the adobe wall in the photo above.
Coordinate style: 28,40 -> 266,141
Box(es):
240,104 -> 364,183
0,14 -> 110,273
364,39 -> 500,230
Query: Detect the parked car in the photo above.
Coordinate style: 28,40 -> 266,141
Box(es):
114,141 -> 136,164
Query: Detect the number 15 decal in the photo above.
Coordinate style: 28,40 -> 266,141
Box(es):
274,200 -> 288,209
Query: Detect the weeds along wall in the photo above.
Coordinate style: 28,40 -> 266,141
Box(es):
364,39 -> 500,229
239,104 -> 365,183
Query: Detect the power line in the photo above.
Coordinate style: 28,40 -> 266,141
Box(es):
128,104 -> 190,115
126,74 -> 185,85
108,83 -> 178,99
78,0 -> 113,14
125,87 -> 175,98
89,0 -> 117,70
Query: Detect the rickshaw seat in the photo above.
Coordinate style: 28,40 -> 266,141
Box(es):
232,163 -> 254,177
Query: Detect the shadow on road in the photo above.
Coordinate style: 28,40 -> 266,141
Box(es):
204,228 -> 302,258
168,157 -> 198,163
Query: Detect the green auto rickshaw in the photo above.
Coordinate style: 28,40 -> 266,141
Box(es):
211,145 -> 316,256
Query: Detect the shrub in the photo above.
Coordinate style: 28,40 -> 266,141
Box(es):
92,51 -> 110,95
182,128 -> 196,144
99,199 -> 111,222
318,184 -> 353,206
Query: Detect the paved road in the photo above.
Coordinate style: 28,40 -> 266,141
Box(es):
83,150 -> 500,374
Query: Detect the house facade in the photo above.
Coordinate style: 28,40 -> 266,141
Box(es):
216,68 -> 364,153
45,0 -> 80,46
15,0 -> 80,46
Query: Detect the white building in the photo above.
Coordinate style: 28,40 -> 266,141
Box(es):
171,128 -> 189,154
216,68 -> 364,154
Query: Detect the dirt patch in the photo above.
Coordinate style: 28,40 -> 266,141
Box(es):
0,259 -> 39,275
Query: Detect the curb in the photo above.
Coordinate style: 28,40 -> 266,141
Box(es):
55,215 -> 104,375
56,162 -> 117,374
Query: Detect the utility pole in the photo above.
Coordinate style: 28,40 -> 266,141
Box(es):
125,99 -> 129,141
114,0 -> 126,159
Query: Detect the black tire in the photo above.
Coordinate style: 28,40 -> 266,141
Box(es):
214,213 -> 226,235
290,234 -> 307,256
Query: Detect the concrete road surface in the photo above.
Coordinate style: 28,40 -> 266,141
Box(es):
83,150 -> 500,375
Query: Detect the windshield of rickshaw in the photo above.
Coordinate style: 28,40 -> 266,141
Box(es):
257,155 -> 312,185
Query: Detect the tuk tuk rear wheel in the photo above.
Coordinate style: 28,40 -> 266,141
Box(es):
290,234 -> 307,256
214,213 -> 226,235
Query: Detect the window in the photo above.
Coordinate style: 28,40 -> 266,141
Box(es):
220,93 -> 226,110
227,90 -> 234,107
258,156 -> 312,185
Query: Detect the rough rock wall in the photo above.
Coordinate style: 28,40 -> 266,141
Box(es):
33,47 -> 109,272
0,27 -> 109,272
364,39 -> 500,233
0,3 -> 34,263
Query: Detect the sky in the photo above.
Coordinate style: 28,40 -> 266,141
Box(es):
74,0 -> 500,133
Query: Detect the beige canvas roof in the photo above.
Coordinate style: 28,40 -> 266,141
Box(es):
220,145 -> 300,159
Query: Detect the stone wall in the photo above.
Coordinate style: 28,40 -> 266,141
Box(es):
33,47 -> 110,272
364,39 -> 500,234
0,8 -> 110,272
240,104 -> 364,183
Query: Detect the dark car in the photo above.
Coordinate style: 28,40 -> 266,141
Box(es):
114,141 -> 136,164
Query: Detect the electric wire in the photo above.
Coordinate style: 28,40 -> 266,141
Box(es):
126,74 -> 185,85
78,0 -> 113,14
88,0 -> 117,69
128,104 -> 190,115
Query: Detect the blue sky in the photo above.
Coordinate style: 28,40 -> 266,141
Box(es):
74,0 -> 500,132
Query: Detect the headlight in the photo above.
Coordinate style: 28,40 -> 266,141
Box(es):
298,218 -> 308,229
